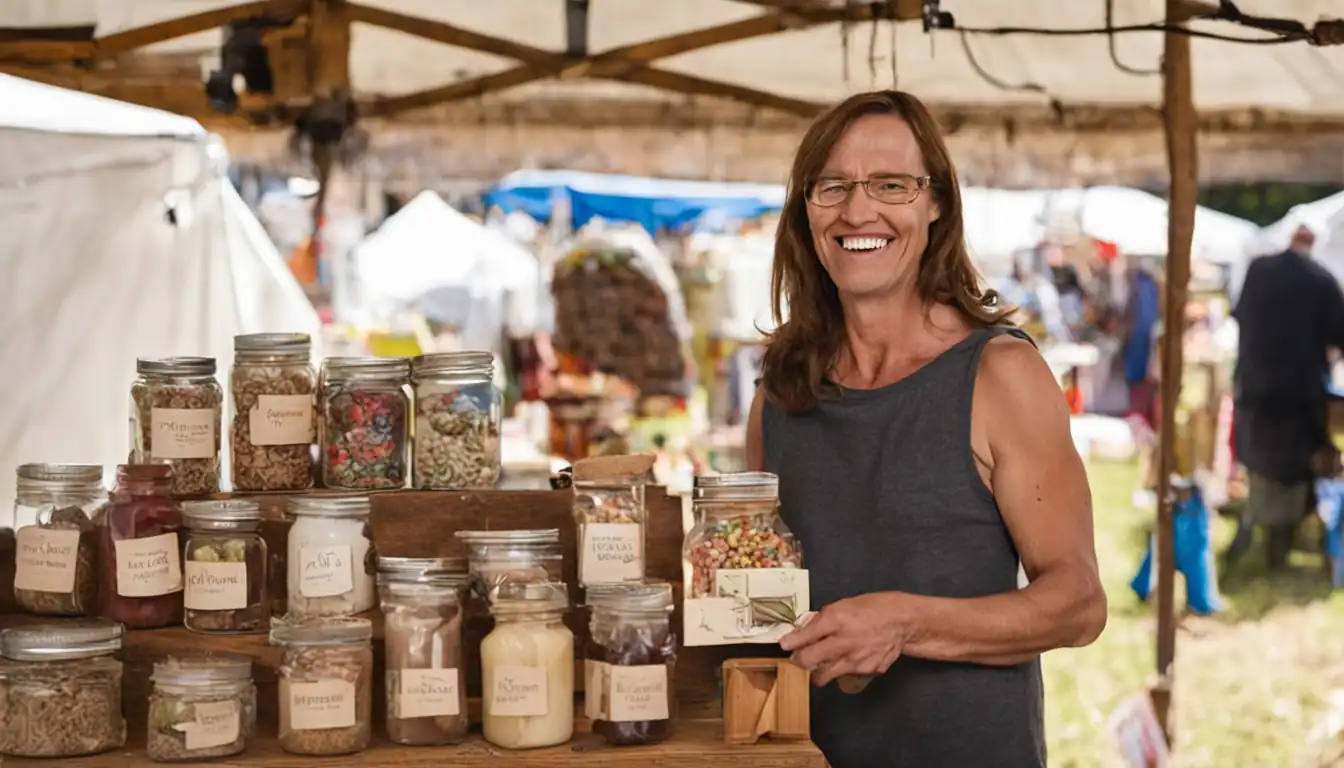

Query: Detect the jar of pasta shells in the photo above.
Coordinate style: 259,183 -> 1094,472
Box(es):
130,357 -> 223,496
230,333 -> 316,492
411,352 -> 502,490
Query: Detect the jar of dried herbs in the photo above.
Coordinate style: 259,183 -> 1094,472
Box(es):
378,556 -> 469,746
286,495 -> 376,618
572,454 -> 653,587
181,501 -> 269,634
456,529 -> 563,607
319,356 -> 411,490
147,654 -> 257,762
272,617 -> 374,756
411,352 -> 502,490
231,333 -> 317,492
12,461 -> 105,617
584,581 -> 676,746
0,619 -> 126,758
130,357 -> 223,496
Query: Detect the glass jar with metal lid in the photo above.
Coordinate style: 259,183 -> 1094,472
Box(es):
231,333 -> 317,492
455,529 -> 563,607
181,500 -> 269,634
272,617 -> 374,756
0,619 -> 127,758
584,580 -> 676,746
481,581 -> 574,749
411,351 -> 503,490
146,653 -> 257,762
319,356 -> 411,491
378,555 -> 470,746
683,472 -> 801,599
130,357 -> 224,496
12,463 -> 106,616
286,496 -> 375,618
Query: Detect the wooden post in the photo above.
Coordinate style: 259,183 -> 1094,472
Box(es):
1151,0 -> 1198,742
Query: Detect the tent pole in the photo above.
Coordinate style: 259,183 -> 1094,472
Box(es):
1151,0 -> 1198,743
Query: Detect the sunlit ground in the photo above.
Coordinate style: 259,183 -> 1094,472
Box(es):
1045,461 -> 1344,767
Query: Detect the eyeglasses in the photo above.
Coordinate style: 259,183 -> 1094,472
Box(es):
806,174 -> 932,207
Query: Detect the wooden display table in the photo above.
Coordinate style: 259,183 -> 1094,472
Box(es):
0,488 -> 825,767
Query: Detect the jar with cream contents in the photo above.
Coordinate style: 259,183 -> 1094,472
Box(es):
181,501 -> 269,634
378,556 -> 468,746
0,620 -> 126,758
146,654 -> 257,762
272,617 -> 373,756
285,496 -> 375,618
481,581 -> 574,749
584,580 -> 676,746
98,464 -> 184,629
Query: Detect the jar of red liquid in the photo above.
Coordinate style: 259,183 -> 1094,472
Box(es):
97,464 -> 185,628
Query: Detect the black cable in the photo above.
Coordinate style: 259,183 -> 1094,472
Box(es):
1105,0 -> 1161,76
957,29 -> 1046,95
955,23 -> 1304,44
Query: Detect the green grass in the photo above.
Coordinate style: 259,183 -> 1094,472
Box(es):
1045,461 -> 1344,767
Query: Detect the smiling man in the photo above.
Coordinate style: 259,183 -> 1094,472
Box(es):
747,90 -> 1107,768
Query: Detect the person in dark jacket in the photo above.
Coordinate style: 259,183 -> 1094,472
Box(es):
1229,225 -> 1344,569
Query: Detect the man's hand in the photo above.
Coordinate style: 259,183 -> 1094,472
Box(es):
779,592 -> 911,687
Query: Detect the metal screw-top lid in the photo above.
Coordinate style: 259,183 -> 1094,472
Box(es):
585,579 -> 674,613
182,500 -> 263,530
488,581 -> 570,615
234,333 -> 311,353
693,471 -> 779,500
269,616 -> 373,647
455,529 -> 560,546
0,619 -> 124,662
286,495 -> 371,519
377,555 -> 469,586
322,356 -> 410,380
16,463 -> 105,496
137,357 -> 217,376
411,351 -> 494,379
152,653 -> 254,686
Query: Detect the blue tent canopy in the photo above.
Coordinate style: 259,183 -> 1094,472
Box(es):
482,170 -> 786,235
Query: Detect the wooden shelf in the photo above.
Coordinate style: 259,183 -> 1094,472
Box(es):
3,720 -> 824,767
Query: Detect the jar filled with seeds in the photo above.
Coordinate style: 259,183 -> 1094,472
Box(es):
130,357 -> 223,496
12,464 -> 106,616
146,654 -> 257,762
231,333 -> 317,492
319,357 -> 410,491
272,617 -> 374,756
683,472 -> 801,599
181,501 -> 269,634
411,352 -> 502,490
0,619 -> 126,758
456,529 -> 563,607
571,454 -> 653,587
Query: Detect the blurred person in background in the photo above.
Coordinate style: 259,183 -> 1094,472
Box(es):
1228,225 -> 1344,569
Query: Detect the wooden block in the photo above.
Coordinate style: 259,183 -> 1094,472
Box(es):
722,659 -> 810,746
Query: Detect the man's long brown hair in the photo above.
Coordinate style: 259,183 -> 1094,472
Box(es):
760,90 -> 1013,414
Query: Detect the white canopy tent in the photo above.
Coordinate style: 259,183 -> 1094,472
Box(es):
0,1 -> 1338,120
353,189 -> 542,363
0,73 -> 321,513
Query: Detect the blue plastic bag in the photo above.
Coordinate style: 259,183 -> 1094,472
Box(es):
1130,484 -> 1223,614
1315,479 -> 1344,587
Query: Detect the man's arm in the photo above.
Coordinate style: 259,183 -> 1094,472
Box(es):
891,335 -> 1106,665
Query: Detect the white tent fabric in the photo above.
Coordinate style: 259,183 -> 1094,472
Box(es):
0,1 -> 1338,114
0,73 -> 321,514
353,189 -> 541,353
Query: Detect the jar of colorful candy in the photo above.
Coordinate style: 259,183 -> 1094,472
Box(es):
682,472 -> 801,598
318,358 -> 411,491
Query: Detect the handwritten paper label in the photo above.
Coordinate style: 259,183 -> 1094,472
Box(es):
490,665 -> 548,717
184,560 -> 248,610
683,568 -> 810,647
150,408 -> 216,459
176,699 -> 241,750
287,679 -> 356,730
14,527 -> 80,593
115,532 -> 183,597
298,545 -> 353,598
584,660 -> 609,720
580,522 -> 643,585
395,669 -> 461,718
608,664 -> 670,722
249,395 -> 314,446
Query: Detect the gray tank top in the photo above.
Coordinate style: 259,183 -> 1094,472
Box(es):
762,326 -> 1045,768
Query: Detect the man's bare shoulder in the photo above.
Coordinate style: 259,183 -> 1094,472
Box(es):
976,333 -> 1069,435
